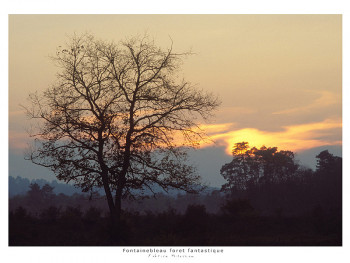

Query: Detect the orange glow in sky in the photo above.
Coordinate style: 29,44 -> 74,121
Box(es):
9,15 -> 342,160
198,118 -> 342,155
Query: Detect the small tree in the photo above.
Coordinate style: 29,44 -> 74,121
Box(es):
24,34 -> 220,231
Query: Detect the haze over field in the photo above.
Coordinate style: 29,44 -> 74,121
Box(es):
9,15 -> 342,187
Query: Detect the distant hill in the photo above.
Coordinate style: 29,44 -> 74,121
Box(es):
9,176 -> 84,197
9,176 -> 219,198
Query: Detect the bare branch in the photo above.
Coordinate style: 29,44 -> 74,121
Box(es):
24,33 -> 220,220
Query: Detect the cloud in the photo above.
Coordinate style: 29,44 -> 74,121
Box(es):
9,109 -> 26,117
9,117 -> 342,159
218,106 -> 257,116
201,118 -> 342,154
272,90 -> 340,115
9,131 -> 30,154
198,123 -> 234,136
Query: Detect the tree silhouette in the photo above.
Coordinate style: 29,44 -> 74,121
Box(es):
28,183 -> 42,203
24,34 -> 220,232
41,184 -> 55,200
315,150 -> 342,213
316,150 -> 342,174
221,142 -> 299,192
220,142 -> 259,191
253,146 -> 298,184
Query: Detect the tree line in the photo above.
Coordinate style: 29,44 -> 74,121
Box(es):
9,144 -> 342,245
11,143 -> 341,218
220,142 -> 341,217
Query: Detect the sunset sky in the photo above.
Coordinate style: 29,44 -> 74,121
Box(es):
8,15 -> 342,187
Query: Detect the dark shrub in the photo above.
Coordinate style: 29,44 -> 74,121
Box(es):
220,198 -> 255,218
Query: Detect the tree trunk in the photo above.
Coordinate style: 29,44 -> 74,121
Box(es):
100,170 -> 121,239
106,191 -> 118,224
115,187 -> 123,222
105,192 -> 121,241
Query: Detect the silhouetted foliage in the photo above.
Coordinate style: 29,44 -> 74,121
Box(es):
40,206 -> 60,223
14,206 -> 29,220
9,176 -> 31,196
84,207 -> 102,224
316,150 -> 341,172
28,183 -> 42,203
41,184 -> 55,200
220,143 -> 341,226
9,148 -> 341,246
9,198 -> 341,246
221,142 -> 299,192
220,198 -> 255,218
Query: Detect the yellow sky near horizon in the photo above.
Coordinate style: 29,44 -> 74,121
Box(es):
9,15 -> 342,156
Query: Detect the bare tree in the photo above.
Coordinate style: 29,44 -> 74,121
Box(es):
24,34 -> 220,231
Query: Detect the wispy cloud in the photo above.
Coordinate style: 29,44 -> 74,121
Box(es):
9,110 -> 26,117
198,123 -> 235,136
272,90 -> 340,115
9,131 -> 30,154
217,106 -> 257,117
201,118 -> 342,154
9,117 -> 342,158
